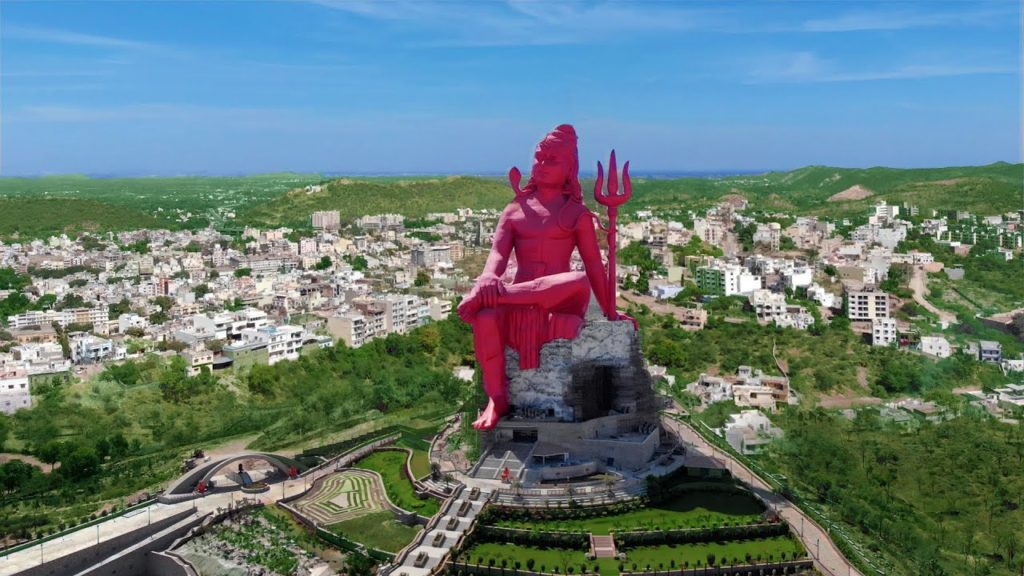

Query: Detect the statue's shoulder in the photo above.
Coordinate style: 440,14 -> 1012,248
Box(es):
562,201 -> 592,229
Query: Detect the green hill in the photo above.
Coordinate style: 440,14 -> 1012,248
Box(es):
238,176 -> 513,228
625,162 -> 1023,216
0,198 -> 164,240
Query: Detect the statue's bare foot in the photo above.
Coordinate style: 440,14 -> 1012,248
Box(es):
472,398 -> 508,430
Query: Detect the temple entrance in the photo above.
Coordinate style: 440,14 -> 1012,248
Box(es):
512,428 -> 538,443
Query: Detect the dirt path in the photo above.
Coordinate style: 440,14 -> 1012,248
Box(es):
0,453 -> 46,469
910,266 -> 957,326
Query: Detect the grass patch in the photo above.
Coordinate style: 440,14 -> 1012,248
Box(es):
327,511 -> 421,553
491,490 -> 764,535
354,451 -> 439,517
459,536 -> 804,576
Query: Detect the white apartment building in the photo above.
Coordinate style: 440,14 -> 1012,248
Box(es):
12,343 -> 70,375
118,313 -> 149,333
0,370 -> 31,415
412,245 -> 453,267
428,297 -> 452,321
69,333 -> 121,364
920,336 -> 952,358
692,217 -> 729,248
311,210 -> 341,231
872,318 -> 898,347
807,283 -> 840,309
847,289 -> 891,321
753,223 -> 781,251
264,325 -> 304,365
748,289 -> 786,321
7,307 -> 109,330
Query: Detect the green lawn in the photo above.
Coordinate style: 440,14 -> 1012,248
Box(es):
354,450 -> 439,517
327,511 -> 421,553
460,537 -> 804,576
492,491 -> 764,535
409,449 -> 431,479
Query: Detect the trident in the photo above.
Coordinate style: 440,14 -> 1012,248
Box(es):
593,150 -> 631,321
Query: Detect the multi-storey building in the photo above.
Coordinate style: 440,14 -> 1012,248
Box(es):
412,245 -> 453,267
846,289 -> 890,321
872,318 -> 898,347
311,210 -> 341,231
695,264 -> 760,296
7,307 -> 109,330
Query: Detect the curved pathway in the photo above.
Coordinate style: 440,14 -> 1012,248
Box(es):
910,265 -> 956,326
662,416 -> 864,576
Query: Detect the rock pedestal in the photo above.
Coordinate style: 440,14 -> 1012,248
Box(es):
485,319 -> 661,472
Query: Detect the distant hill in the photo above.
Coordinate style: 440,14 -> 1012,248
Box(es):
0,198 -> 164,240
0,164 -> 1018,238
624,162 -> 1023,216
238,176 -> 513,228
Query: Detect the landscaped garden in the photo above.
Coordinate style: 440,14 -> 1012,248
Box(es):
457,536 -> 806,576
327,510 -> 422,553
354,450 -> 439,516
292,469 -> 387,525
487,488 -> 765,534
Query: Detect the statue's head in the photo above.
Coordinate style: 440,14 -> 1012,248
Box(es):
523,124 -> 582,203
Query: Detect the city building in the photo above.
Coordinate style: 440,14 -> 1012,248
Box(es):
311,210 -> 341,231
695,263 -> 760,296
0,369 -> 31,415
847,289 -> 891,321
872,318 -> 898,347
412,244 -> 453,267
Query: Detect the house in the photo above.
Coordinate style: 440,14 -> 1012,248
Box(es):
978,341 -> 1003,363
182,348 -> 214,377
0,369 -> 31,415
919,336 -> 952,358
723,410 -> 783,455
688,366 -> 792,413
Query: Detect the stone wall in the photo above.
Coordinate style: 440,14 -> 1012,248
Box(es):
507,320 -> 656,425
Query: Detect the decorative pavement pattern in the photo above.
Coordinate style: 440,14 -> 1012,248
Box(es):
292,470 -> 387,525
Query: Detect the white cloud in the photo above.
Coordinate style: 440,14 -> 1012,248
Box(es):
745,51 -> 1016,84
4,25 -> 159,50
803,7 -> 1011,32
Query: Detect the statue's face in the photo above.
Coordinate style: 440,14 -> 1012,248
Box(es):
532,145 -> 571,188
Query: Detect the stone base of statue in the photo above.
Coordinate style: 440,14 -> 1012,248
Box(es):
472,319 -> 661,481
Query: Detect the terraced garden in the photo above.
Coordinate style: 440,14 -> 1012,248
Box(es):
354,450 -> 439,517
292,470 -> 387,525
490,489 -> 765,534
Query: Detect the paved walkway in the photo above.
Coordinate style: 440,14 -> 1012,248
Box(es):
662,416 -> 863,576
590,534 -> 616,558
0,492 -> 236,576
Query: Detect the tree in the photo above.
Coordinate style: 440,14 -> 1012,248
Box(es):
37,441 -> 62,471
194,284 -> 212,298
0,414 -> 9,451
314,256 -> 333,271
234,267 -> 252,278
415,270 -> 431,287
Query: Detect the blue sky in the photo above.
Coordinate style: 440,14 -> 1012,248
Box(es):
1,0 -> 1020,176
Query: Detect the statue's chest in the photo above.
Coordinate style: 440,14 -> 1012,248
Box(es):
512,211 -> 574,240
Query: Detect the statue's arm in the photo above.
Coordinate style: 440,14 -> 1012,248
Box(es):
479,205 -> 515,280
575,210 -> 612,317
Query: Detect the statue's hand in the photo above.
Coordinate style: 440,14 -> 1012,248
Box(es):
475,273 -> 506,309
457,273 -> 505,322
